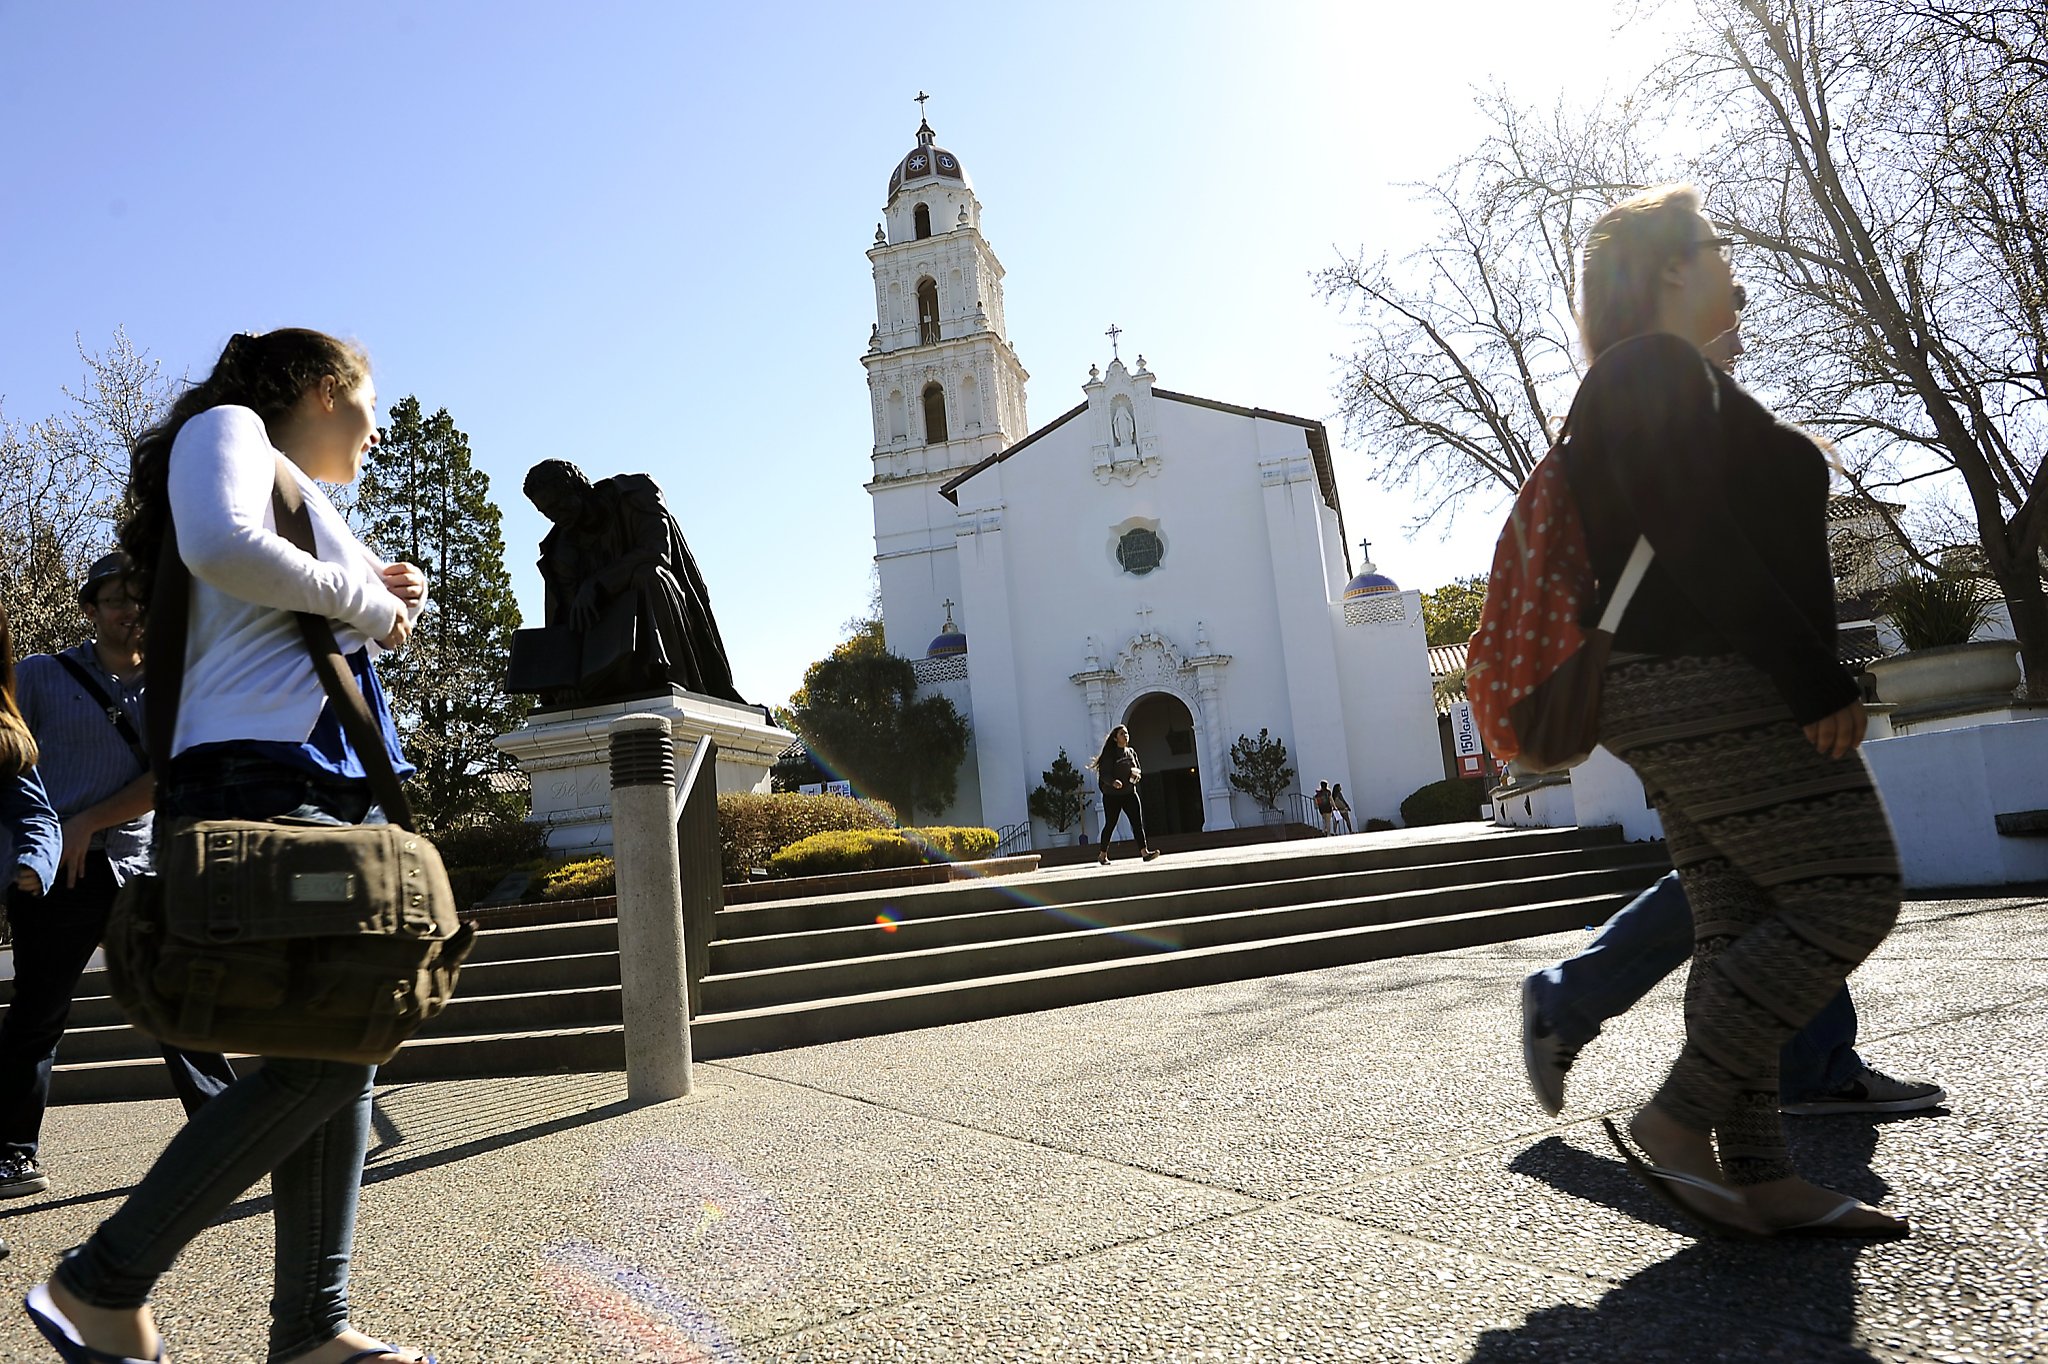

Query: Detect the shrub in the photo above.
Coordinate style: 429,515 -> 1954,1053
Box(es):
1028,748 -> 1086,831
1228,728 -> 1295,810
717,791 -> 897,882
905,826 -> 1000,861
1881,573 -> 1990,651
1364,817 -> 1395,833
769,829 -> 927,878
1400,777 -> 1488,827
538,856 -> 616,901
766,825 -> 1000,878
435,818 -> 552,910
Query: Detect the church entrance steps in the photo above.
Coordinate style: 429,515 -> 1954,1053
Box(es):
24,825 -> 1666,1103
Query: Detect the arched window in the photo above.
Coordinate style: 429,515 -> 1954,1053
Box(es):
922,382 -> 948,443
913,203 -> 932,239
916,278 -> 941,344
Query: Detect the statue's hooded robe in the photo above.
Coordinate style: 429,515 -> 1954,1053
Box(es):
536,473 -> 744,704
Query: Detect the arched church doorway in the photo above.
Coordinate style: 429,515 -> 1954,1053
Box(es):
1124,691 -> 1203,837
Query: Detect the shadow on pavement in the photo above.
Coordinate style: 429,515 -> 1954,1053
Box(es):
1478,1124 -> 1899,1362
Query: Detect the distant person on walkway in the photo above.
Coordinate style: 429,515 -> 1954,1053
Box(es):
0,596 -> 60,1269
27,329 -> 436,1364
0,553 -> 237,1204
1089,725 -> 1158,864
1520,304 -> 1940,1130
1330,783 -> 1353,834
1313,780 -> 1334,835
1563,185 -> 1905,1238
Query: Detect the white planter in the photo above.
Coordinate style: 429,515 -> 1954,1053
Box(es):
1048,830 -> 1074,848
1867,641 -> 2022,707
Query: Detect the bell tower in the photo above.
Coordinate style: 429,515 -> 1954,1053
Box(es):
864,101 -> 1030,658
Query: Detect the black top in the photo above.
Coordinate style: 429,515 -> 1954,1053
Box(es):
1100,744 -> 1140,789
1563,333 -> 1859,726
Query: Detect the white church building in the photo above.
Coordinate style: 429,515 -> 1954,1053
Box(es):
861,115 -> 1442,841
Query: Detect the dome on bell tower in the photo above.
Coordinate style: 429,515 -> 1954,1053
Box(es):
887,116 -> 971,199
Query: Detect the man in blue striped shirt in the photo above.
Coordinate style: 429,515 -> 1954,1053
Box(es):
0,553 -> 235,1197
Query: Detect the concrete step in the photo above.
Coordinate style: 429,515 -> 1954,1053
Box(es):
691,890 -> 1638,1059
700,864 -> 1660,1014
708,845 -> 1665,975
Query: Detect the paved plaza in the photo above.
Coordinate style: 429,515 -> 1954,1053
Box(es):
0,890 -> 2040,1363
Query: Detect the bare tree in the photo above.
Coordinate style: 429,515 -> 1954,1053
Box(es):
0,329 -> 172,656
1318,90 -> 1665,530
1665,0 -> 2048,686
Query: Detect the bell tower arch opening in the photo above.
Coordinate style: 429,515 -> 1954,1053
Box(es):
914,202 -> 932,239
1124,691 -> 1203,836
922,382 -> 949,443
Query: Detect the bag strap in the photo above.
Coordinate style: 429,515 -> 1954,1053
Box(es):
53,653 -> 150,772
1597,537 -> 1654,634
267,460 -> 418,832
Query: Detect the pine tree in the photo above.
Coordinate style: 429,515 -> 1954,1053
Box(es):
351,397 -> 529,831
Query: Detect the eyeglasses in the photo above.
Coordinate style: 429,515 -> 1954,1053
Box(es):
1732,282 -> 1748,312
1683,235 -> 1737,262
91,594 -> 142,611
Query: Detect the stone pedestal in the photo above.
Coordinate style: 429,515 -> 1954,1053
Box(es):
495,689 -> 795,854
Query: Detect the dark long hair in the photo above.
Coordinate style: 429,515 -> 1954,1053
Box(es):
1090,726 -> 1128,772
0,598 -> 36,778
119,328 -> 370,613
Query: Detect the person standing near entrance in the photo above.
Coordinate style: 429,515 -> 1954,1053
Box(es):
1089,724 -> 1159,864
0,554 -> 237,1199
1330,783 -> 1354,834
1313,780 -> 1335,834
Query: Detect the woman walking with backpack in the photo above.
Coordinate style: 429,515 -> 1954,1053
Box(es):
26,329 -> 435,1363
1089,725 -> 1159,864
1567,186 -> 1905,1239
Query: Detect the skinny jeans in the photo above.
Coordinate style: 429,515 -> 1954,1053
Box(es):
1526,869 -> 1865,1101
57,751 -> 383,1363
1101,784 -> 1147,850
1598,654 -> 1900,1184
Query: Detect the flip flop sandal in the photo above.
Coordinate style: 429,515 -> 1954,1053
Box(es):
23,1283 -> 165,1364
1599,1117 -> 1764,1241
1768,1195 -> 1910,1240
339,1348 -> 437,1364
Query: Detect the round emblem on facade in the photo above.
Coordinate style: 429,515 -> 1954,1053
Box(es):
908,154 -> 927,171
938,155 -> 955,169
1116,527 -> 1165,577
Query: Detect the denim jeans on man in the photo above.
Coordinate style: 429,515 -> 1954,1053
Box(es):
0,851 -> 236,1162
1526,869 -> 1863,1101
57,750 -> 385,1363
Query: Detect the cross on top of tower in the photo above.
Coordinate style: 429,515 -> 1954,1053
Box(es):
1106,323 -> 1122,361
914,91 -> 935,144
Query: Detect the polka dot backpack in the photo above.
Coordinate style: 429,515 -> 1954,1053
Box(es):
1466,425 -> 1652,773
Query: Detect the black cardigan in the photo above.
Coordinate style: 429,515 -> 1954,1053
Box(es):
1099,745 -> 1140,790
1563,333 -> 1859,726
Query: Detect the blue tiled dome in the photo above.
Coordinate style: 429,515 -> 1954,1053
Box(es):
1343,539 -> 1399,600
927,603 -> 967,657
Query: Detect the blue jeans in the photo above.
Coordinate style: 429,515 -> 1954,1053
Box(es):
1,852 -> 236,1162
57,751 -> 383,1362
1528,870 -> 1864,1101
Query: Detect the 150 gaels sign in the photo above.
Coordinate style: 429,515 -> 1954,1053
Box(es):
1449,701 -> 1483,759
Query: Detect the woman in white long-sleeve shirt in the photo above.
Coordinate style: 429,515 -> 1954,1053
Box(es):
27,330 -> 435,1364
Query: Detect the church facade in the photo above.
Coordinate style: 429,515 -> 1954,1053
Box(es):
863,116 -> 1442,840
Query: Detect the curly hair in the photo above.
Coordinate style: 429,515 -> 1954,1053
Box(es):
119,328 -> 370,615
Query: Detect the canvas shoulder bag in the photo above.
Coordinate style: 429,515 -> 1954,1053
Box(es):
103,458 -> 475,1065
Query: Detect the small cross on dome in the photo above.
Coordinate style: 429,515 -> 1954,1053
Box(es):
1105,323 -> 1122,361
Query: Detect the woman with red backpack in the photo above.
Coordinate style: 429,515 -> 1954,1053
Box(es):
1565,186 -> 1905,1239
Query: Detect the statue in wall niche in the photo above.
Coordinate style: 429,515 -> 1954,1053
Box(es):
505,459 -> 746,707
1112,400 -> 1136,449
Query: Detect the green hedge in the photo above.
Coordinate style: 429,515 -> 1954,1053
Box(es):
767,825 -> 1000,879
717,791 -> 897,882
536,856 -> 616,901
1399,777 -> 1488,827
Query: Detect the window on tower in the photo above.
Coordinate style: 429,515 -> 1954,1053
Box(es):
913,202 -> 932,239
917,278 -> 941,345
922,382 -> 949,443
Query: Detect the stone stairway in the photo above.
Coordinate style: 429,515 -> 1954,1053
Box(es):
15,824 -> 1667,1103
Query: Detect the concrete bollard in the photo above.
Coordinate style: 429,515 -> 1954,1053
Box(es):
609,713 -> 692,1101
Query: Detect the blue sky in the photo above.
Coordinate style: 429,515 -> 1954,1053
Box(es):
0,1 -> 1671,704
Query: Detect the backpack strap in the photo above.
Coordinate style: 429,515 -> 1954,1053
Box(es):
1596,537 -> 1655,634
53,652 -> 150,773
267,459 -> 418,833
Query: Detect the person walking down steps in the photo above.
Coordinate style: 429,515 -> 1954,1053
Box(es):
1089,725 -> 1159,864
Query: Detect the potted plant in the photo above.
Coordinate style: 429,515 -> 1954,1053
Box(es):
1228,728 -> 1295,824
1028,748 -> 1086,847
1866,573 -> 2020,706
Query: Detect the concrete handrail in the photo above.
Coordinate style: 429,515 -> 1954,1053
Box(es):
609,714 -> 691,1101
674,734 -> 721,1018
